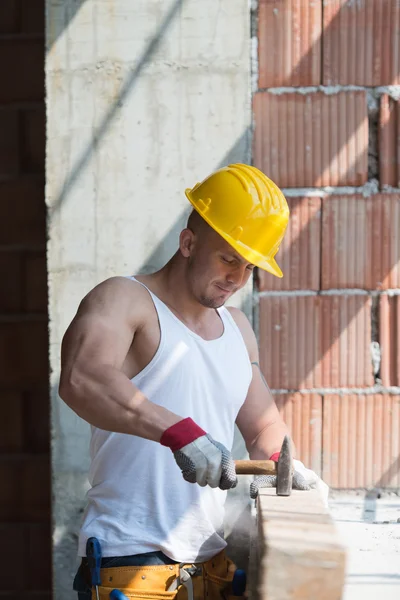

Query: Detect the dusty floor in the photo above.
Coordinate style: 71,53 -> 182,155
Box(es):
329,491 -> 400,600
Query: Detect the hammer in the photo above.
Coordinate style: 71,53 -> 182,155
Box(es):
234,435 -> 293,496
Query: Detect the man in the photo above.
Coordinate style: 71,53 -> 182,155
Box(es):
59,164 -> 327,600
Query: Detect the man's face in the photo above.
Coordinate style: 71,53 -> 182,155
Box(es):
184,227 -> 255,309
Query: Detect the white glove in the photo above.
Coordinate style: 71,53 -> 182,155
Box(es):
174,434 -> 237,490
160,417 -> 237,490
250,458 -> 329,506
292,459 -> 330,506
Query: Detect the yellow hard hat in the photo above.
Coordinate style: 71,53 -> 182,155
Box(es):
185,163 -> 289,278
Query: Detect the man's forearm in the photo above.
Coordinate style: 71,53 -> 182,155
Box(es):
59,365 -> 182,441
248,418 -> 297,460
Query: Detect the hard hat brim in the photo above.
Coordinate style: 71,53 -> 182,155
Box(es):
186,194 -> 284,278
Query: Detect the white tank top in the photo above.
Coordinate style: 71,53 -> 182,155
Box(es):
78,277 -> 252,562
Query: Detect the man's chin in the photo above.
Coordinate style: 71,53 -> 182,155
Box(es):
200,294 -> 229,309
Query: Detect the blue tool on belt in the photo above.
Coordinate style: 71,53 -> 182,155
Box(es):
109,590 -> 129,599
86,537 -> 102,600
232,569 -> 247,596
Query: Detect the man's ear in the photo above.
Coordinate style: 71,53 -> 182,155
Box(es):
179,228 -> 196,258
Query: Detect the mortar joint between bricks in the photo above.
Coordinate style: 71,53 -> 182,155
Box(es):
367,95 -> 379,180
257,86 -> 400,97
250,0 -> 259,96
254,288 -> 400,301
258,85 -> 371,95
370,295 -> 381,381
281,181 -> 381,197
254,289 -> 374,300
271,386 -> 400,396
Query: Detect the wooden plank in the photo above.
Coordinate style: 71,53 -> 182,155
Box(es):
248,489 -> 346,600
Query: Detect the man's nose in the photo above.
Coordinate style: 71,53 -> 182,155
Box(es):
226,265 -> 247,286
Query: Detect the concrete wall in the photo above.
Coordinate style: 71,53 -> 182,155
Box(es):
46,1 -> 251,596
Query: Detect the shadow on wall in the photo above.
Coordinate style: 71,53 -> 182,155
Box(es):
46,0 -> 88,49
48,0 -> 188,214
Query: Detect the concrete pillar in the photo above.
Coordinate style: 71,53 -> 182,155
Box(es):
46,1 -> 251,597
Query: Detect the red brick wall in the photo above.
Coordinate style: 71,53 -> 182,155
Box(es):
255,0 -> 400,489
0,0 -> 51,596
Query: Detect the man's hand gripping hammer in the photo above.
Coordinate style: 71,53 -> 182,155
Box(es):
234,435 -> 293,496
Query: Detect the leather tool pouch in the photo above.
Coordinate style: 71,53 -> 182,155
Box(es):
88,551 -> 238,600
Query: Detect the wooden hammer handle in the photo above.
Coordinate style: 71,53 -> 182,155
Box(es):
234,459 -> 277,475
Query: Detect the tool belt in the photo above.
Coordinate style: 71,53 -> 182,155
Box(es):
83,550 -> 238,600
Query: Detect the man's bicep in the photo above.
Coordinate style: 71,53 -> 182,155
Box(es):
236,361 -> 282,451
62,312 -> 134,372
60,280 -> 137,378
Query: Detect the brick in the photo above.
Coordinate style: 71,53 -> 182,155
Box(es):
0,524 -> 25,590
379,94 -> 400,188
257,196 -> 321,291
0,251 -> 23,311
25,252 -> 47,312
0,391 -> 24,451
0,319 -> 49,386
253,91 -> 368,188
274,393 -> 322,475
0,109 -> 19,176
26,524 -> 52,590
21,106 -> 45,174
0,455 -> 50,521
260,295 -> 321,389
322,194 -> 400,290
259,294 -> 373,389
0,179 -> 45,246
323,0 -> 400,86
0,40 -> 44,103
320,295 -> 374,388
323,394 -> 400,488
258,0 -> 321,87
380,295 -> 400,387
25,388 -> 50,452
0,0 -> 19,34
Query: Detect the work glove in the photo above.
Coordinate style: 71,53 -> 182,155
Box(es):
160,417 -> 237,490
249,453 -> 330,505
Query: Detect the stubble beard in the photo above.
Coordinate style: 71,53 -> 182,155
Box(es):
198,290 -> 228,309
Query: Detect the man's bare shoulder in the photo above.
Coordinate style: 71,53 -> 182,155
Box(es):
76,276 -> 153,323
225,306 -> 258,358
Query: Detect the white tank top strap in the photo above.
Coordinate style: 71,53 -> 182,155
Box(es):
218,306 -> 249,350
126,275 -> 172,321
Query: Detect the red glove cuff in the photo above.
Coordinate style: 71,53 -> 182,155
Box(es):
160,417 -> 206,452
269,452 -> 280,462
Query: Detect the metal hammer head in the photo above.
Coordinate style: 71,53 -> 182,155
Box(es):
276,435 -> 293,496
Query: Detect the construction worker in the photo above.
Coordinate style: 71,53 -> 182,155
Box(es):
59,164 -> 328,600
